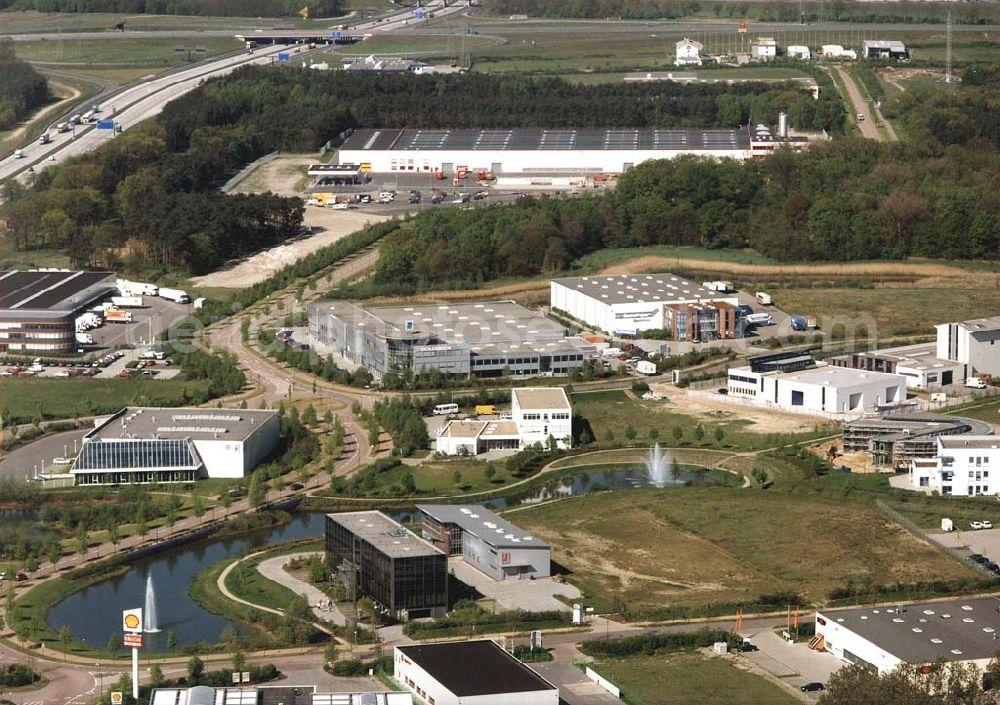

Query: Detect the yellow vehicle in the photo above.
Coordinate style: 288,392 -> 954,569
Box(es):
309,192 -> 337,206
475,405 -> 497,416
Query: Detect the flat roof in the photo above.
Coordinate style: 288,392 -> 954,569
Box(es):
939,435 -> 1000,451
552,273 -> 734,306
0,270 -> 115,312
87,407 -> 277,443
818,597 -> 1000,664
771,365 -> 905,387
513,387 -> 571,411
327,511 -> 443,559
311,300 -> 567,344
848,343 -> 962,372
150,687 -> 409,705
864,39 -> 907,49
341,127 -> 752,153
438,420 -> 488,439
397,640 -> 556,696
946,316 -> 1000,334
418,505 -> 548,550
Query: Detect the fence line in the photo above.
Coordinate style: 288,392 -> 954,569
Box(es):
221,150 -> 279,193
875,499 -> 988,574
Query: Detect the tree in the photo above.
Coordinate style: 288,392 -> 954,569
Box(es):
248,473 -> 265,508
106,633 -> 121,655
75,526 -> 88,556
603,429 -> 615,442
187,655 -> 205,682
453,470 -> 463,487
166,630 -> 179,653
58,625 -> 72,659
401,471 -> 417,494
149,664 -> 164,687
648,428 -> 660,442
192,491 -> 205,518
713,426 -> 725,445
484,463 -> 496,482
107,519 -> 120,547
302,403 -> 318,426
624,424 -> 638,442
232,648 -> 246,674
694,425 -> 705,443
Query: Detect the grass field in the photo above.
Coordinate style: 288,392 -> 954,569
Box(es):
350,456 -> 519,496
0,377 -> 212,424
512,486 -> 976,613
14,37 -> 239,67
773,288 -> 1000,339
595,653 -> 800,705
223,540 -> 323,612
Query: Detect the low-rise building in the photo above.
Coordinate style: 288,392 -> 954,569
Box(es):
0,269 -> 116,353
862,39 -> 908,60
752,37 -> 777,60
675,37 -> 704,66
150,685 -> 410,705
828,342 -> 966,390
435,387 -> 572,455
325,511 -> 448,620
728,351 -> 906,416
787,45 -> 811,59
418,504 -> 551,580
908,436 -> 1000,496
815,597 -> 1000,675
71,407 -> 279,485
822,44 -> 857,59
395,640 -> 559,705
309,300 -> 595,381
550,273 -> 739,340
937,316 -> 1000,378
844,413 -> 993,469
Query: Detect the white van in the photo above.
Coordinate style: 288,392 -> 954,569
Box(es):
966,377 -> 987,389
433,403 -> 459,415
14,149 -> 23,159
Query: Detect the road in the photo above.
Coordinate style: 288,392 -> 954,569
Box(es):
832,66 -> 897,142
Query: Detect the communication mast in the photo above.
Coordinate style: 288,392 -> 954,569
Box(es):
946,11 -> 953,83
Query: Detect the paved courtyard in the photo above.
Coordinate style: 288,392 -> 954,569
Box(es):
739,628 -> 845,700
449,556 -> 581,612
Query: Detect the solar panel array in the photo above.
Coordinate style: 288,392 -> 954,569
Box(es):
405,130 -> 451,149
539,130 -> 576,150
653,130 -> 689,148
474,130 -> 513,149
701,130 -> 738,148
603,129 -> 640,149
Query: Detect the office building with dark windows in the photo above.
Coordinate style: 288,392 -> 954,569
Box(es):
325,511 -> 448,620
70,407 -> 279,485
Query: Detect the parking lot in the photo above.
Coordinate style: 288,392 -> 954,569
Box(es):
448,557 -> 581,612
738,628 -> 845,700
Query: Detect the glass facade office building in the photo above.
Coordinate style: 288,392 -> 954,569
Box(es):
326,513 -> 448,620
73,438 -> 200,485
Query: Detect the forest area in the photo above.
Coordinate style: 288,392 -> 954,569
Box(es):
347,66 -> 1000,296
0,69 -> 836,276
0,42 -> 49,131
0,0 -> 344,16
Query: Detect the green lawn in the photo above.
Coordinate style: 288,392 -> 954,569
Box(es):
14,37 -> 239,67
594,652 -> 801,705
223,540 -> 324,612
572,389 -> 837,452
0,377 -> 212,424
513,485 -> 977,614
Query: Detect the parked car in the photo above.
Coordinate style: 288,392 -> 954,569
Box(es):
971,521 -> 985,530
289,482 -> 304,491
984,521 -> 994,530
801,683 -> 825,692
736,642 -> 759,652
14,571 -> 28,581
968,553 -> 986,563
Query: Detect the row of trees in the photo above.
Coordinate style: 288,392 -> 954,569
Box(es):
0,0 -> 343,16
0,42 -> 48,130
371,397 -> 429,457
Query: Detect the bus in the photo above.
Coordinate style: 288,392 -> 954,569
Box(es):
432,403 -> 458,416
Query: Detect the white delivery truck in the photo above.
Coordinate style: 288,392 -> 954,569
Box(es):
111,296 -> 143,308
117,279 -> 158,296
636,360 -> 657,375
602,347 -> 623,358
75,332 -> 94,345
755,292 -> 772,306
966,377 -> 987,389
159,287 -> 190,304
941,518 -> 955,532
745,313 -> 774,326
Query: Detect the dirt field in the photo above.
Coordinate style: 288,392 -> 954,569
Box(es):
652,385 -> 830,435
190,154 -> 387,288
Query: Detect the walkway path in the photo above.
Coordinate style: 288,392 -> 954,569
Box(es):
256,552 -> 347,627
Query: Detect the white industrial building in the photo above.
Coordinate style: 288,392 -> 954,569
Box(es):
937,316 -> 1000,378
828,342 -> 966,390
71,407 -> 279,485
339,127 -> 770,175
674,37 -> 704,66
862,39 -> 908,60
752,37 -> 777,60
908,436 -> 1000,496
395,640 -> 559,705
418,504 -> 551,581
550,273 -> 739,339
786,45 -> 811,59
727,357 -> 906,416
822,44 -> 858,59
815,597 -> 1000,675
436,387 -> 572,456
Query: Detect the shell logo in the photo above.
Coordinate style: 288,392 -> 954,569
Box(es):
123,613 -> 141,630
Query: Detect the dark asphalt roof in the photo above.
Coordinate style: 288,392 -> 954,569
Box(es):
342,127 -> 751,152
398,640 -> 556,696
0,270 -> 115,311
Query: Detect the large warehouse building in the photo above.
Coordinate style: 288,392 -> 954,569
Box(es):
0,269 -> 116,353
395,640 -> 559,705
937,316 -> 1000,378
309,300 -> 596,380
325,511 -> 448,620
550,273 -> 740,339
727,351 -> 906,416
337,127 -> 807,175
815,597 -> 1000,674
70,407 -> 279,485
418,504 -> 551,581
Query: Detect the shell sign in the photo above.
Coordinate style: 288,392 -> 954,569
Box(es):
122,608 -> 143,633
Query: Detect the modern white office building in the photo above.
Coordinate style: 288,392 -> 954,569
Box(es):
908,436 -> 1000,497
436,387 -> 572,455
71,407 -> 279,485
418,504 -> 551,581
674,38 -> 704,66
937,317 -> 1000,378
550,273 -> 739,340
727,361 -> 906,416
828,342 -> 966,390
395,640 -> 559,705
815,597 -> 1000,675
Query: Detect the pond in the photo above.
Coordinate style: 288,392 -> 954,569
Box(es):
48,463 -> 715,649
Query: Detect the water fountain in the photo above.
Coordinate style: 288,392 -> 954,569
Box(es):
144,574 -> 160,633
644,442 -> 677,487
